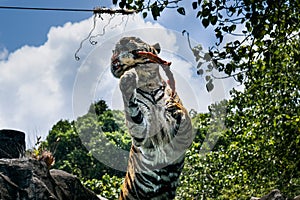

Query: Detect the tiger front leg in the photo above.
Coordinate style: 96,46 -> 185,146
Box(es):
119,69 -> 137,103
119,69 -> 143,124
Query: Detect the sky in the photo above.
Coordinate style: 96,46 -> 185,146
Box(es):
0,0 -> 242,148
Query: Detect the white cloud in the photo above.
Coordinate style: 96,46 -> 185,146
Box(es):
0,47 -> 8,61
0,17 -> 93,147
0,13 -> 236,149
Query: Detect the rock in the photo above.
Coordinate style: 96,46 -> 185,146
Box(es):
0,129 -> 25,158
98,195 -> 109,200
50,169 -> 100,200
250,189 -> 296,200
294,195 -> 300,200
0,158 -> 100,200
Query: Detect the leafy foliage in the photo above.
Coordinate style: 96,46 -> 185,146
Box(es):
82,174 -> 123,199
42,100 -> 131,198
112,0 -> 185,20
176,37 -> 300,198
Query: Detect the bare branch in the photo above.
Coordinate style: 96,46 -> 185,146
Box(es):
211,70 -> 248,80
93,7 -> 137,15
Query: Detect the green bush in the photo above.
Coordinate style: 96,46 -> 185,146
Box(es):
82,174 -> 123,199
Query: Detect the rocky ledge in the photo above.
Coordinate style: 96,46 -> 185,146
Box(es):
0,158 -> 101,200
0,129 -> 106,200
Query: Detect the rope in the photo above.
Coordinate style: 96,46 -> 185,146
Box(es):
0,6 -> 136,15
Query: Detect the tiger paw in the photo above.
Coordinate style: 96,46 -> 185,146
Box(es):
166,99 -> 184,120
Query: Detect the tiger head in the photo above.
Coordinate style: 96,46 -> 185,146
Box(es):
111,37 -> 160,78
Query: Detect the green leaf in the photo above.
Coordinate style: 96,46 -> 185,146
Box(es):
229,24 -> 236,32
177,7 -> 186,15
228,6 -> 236,13
206,80 -> 214,92
204,52 -> 211,61
192,48 -> 200,57
142,12 -> 147,18
205,75 -> 211,81
202,8 -> 210,17
202,18 -> 209,28
119,1 -> 125,8
237,8 -> 243,16
197,62 -> 203,69
196,11 -> 202,18
197,69 -> 204,75
234,40 -> 240,46
237,73 -> 243,82
192,2 -> 198,9
210,15 -> 218,25
151,4 -> 160,20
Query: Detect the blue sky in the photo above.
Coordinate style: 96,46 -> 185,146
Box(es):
0,0 -> 240,148
0,0 -> 110,52
0,0 -> 215,52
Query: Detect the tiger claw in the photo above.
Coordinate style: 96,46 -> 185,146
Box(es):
166,100 -> 184,120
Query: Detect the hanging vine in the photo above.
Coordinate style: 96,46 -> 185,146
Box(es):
74,7 -> 136,61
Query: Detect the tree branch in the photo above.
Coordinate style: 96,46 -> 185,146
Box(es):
93,7 -> 137,15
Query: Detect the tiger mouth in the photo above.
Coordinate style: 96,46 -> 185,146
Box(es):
111,51 -> 137,72
111,61 -> 127,79
111,59 -> 123,70
111,51 -> 129,72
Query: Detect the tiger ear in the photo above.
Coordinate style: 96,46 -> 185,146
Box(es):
153,43 -> 161,54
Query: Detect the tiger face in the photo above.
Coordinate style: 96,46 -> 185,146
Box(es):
111,37 -> 160,78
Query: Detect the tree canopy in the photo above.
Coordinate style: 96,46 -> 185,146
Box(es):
112,0 -> 299,87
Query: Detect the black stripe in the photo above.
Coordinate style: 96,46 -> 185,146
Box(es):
139,169 -> 159,183
136,88 -> 156,105
135,173 -> 153,189
150,86 -> 164,97
132,136 -> 144,143
126,172 -> 139,199
131,145 -> 140,154
136,99 -> 150,110
155,91 -> 164,103
131,110 -> 143,124
136,86 -> 165,105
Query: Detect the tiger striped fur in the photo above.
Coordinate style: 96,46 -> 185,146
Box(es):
111,37 -> 194,200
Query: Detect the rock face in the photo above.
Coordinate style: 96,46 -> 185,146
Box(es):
0,129 -> 25,158
0,158 -> 100,200
250,189 -> 299,200
0,129 -> 101,200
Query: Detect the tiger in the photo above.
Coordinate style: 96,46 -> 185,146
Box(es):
111,37 -> 194,200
